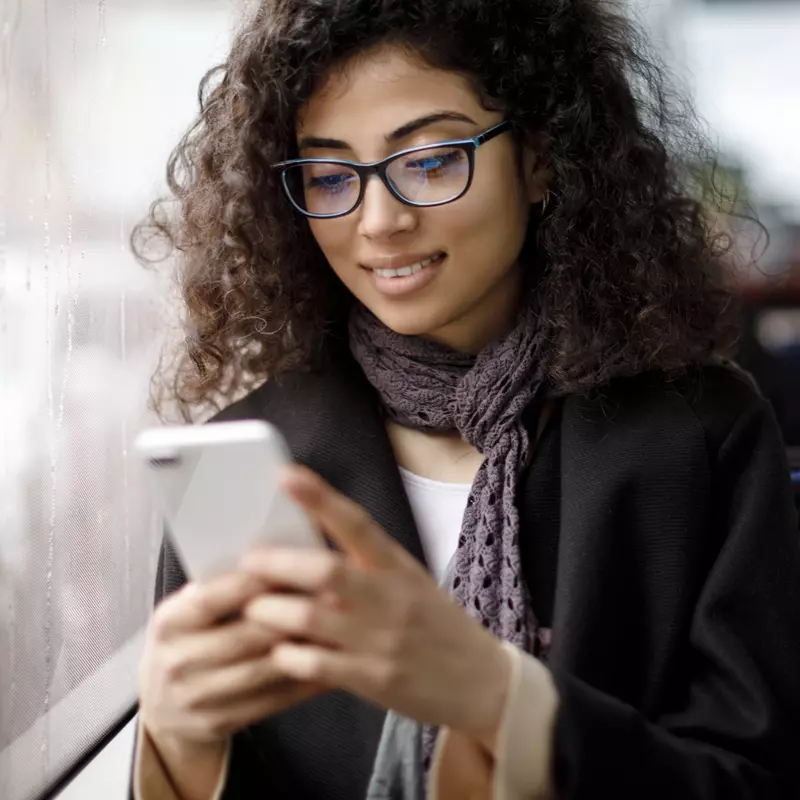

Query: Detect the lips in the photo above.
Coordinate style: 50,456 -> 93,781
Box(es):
363,253 -> 446,297
361,251 -> 446,274
372,254 -> 439,279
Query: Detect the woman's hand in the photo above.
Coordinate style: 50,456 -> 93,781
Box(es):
138,569 -> 327,752
240,465 -> 511,751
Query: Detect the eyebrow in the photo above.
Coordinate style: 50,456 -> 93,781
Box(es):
297,111 -> 478,151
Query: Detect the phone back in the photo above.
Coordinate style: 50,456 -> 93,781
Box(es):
136,420 -> 321,580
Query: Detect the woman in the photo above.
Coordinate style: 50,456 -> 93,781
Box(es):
131,1 -> 800,798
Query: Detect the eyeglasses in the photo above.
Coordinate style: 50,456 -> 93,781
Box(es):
272,120 -> 512,219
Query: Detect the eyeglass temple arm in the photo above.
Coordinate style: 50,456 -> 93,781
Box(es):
472,120 -> 511,147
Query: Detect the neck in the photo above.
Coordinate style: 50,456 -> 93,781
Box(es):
422,262 -> 524,354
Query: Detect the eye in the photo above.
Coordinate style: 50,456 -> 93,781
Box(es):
404,148 -> 466,179
306,173 -> 357,194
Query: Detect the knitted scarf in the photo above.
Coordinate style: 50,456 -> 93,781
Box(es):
349,301 -> 548,798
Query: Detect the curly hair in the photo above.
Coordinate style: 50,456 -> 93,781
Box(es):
132,0 -> 740,422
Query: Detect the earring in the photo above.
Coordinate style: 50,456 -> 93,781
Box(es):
541,190 -> 552,214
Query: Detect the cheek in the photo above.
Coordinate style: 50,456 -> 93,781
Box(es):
308,219 -> 354,277
443,171 -> 530,268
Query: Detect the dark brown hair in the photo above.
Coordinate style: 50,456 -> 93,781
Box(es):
132,0 -> 739,422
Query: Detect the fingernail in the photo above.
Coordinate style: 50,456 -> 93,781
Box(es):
282,472 -> 318,502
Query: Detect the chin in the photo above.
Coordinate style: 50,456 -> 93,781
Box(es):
364,300 -> 455,340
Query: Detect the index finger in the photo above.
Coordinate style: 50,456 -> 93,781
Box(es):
280,465 -> 402,570
152,570 -> 266,639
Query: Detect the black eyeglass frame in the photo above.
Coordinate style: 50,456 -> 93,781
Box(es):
272,119 -> 512,219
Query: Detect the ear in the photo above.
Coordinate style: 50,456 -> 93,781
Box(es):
520,133 -> 552,205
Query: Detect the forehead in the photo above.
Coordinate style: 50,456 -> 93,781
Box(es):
297,45 -> 483,141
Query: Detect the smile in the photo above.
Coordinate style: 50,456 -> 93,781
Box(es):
373,255 -> 439,279
363,253 -> 446,297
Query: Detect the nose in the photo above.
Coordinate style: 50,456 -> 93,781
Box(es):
356,174 -> 418,240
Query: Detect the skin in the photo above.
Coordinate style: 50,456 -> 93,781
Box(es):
138,45 -> 549,796
301,44 -> 547,354
243,466 -> 513,747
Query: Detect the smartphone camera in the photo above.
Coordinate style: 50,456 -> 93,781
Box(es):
148,455 -> 182,469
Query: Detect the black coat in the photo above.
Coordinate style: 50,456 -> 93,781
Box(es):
150,355 -> 800,799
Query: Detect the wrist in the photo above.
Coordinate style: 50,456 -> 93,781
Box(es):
145,723 -> 227,765
461,638 -> 512,757
142,724 -> 229,800
471,717 -> 502,757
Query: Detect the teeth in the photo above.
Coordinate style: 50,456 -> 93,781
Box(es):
374,255 -> 438,279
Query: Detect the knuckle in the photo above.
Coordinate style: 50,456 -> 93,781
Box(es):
181,684 -> 207,713
193,591 -> 217,620
296,602 -> 319,635
151,607 -> 174,642
231,627 -> 260,659
292,602 -> 314,635
162,652 -> 189,683
229,568 -> 252,589
232,570 -> 259,599
285,647 -> 322,682
319,557 -> 345,591
198,714 -> 229,741
242,620 -> 278,652
353,508 -> 375,537
305,653 -> 325,682
243,658 -> 272,689
372,660 -> 400,695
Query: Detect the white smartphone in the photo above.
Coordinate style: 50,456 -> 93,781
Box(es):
135,419 -> 323,580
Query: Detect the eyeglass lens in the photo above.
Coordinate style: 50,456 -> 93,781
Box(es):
283,145 -> 471,216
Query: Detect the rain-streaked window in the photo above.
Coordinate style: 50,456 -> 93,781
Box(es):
0,3 -> 235,798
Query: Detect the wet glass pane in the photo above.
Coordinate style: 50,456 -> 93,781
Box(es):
0,2 -> 234,798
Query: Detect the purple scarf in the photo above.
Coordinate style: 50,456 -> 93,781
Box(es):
351,302 -> 553,796
349,302 -> 544,652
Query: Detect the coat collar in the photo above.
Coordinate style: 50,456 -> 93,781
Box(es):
226,351 -> 429,569
225,348 -> 555,589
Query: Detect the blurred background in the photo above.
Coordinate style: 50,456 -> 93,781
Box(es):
0,1 -> 798,799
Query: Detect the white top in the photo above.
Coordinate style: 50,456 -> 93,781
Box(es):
398,467 -> 473,583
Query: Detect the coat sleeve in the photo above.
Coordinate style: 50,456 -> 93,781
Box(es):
549,397 -> 800,799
